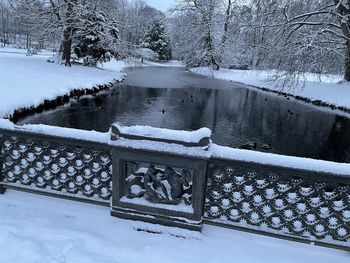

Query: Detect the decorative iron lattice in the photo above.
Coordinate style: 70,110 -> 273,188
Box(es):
204,160 -> 350,246
0,134 -> 112,203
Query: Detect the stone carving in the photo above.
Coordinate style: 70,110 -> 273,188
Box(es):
125,162 -> 192,206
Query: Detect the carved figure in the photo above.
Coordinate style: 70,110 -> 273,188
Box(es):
125,164 -> 192,206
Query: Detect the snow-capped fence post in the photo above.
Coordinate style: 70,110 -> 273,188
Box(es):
110,123 -> 211,231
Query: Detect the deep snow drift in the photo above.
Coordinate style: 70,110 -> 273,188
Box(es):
0,49 -> 126,118
0,190 -> 348,263
190,67 -> 350,110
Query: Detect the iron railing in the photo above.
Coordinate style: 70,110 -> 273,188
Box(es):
0,123 -> 349,250
204,158 -> 350,249
0,128 -> 112,206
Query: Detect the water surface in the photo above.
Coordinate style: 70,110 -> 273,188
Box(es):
18,67 -> 350,163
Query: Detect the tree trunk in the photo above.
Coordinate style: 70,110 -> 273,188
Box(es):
61,0 -> 75,67
1,5 -> 5,46
62,29 -> 72,67
334,0 -> 350,80
207,31 -> 219,70
206,1 -> 219,70
221,0 -> 232,45
26,34 -> 29,50
345,41 -> 350,81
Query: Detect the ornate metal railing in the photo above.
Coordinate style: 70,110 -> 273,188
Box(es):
0,128 -> 112,205
204,158 -> 350,249
0,122 -> 349,250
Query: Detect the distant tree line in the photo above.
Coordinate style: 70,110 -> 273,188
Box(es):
1,0 -> 350,82
169,0 -> 350,81
0,0 -> 170,66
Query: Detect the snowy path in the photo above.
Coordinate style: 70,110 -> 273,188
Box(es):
0,190 -> 348,263
190,67 -> 350,110
0,51 -> 126,118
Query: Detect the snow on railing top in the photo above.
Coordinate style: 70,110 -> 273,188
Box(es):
211,144 -> 350,177
113,137 -> 212,159
111,123 -> 211,148
1,118 -> 350,176
0,119 -> 110,144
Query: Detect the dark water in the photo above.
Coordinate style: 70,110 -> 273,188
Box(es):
18,67 -> 350,163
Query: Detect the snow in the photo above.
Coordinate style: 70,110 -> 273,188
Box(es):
1,119 -> 350,176
0,46 -> 54,56
142,60 -> 185,68
0,119 -> 110,144
0,190 -> 348,263
0,119 -> 210,158
100,58 -> 131,72
211,144 -> 350,177
190,67 -> 350,110
1,50 -> 350,260
135,48 -> 159,61
112,138 -> 211,159
114,123 -> 211,143
120,196 -> 194,213
0,50 -> 126,117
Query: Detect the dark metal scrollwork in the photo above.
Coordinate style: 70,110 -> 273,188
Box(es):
0,135 -> 112,202
204,161 -> 350,245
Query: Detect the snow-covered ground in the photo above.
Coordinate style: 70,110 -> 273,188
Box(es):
0,46 -> 54,56
103,58 -> 184,69
0,190 -> 348,263
190,67 -> 350,110
0,48 -> 127,118
142,60 -> 184,67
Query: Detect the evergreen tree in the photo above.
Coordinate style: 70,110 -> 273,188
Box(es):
72,4 -> 120,66
141,20 -> 171,61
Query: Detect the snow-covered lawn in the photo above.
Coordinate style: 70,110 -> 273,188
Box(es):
0,190 -> 348,263
142,60 -> 184,67
0,49 -> 126,118
0,46 -> 54,56
103,57 -> 184,69
190,67 -> 350,110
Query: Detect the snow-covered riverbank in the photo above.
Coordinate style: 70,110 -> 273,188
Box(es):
190,67 -> 350,111
0,190 -> 348,263
0,49 -> 127,118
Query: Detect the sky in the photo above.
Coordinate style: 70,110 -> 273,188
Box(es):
144,0 -> 175,12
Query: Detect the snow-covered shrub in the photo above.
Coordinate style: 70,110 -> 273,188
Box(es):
135,48 -> 159,61
140,20 -> 172,61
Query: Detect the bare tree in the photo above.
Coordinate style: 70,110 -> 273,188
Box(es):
270,0 -> 350,81
171,0 -> 221,69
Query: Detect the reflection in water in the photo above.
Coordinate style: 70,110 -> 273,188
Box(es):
18,67 -> 350,163
318,116 -> 350,162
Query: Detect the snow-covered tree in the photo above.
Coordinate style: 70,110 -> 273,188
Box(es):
278,0 -> 350,81
9,0 -> 123,66
73,5 -> 120,66
8,0 -> 49,50
171,0 -> 221,69
141,19 -> 171,61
